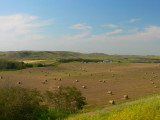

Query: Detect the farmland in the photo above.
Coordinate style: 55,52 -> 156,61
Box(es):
1,60 -> 160,109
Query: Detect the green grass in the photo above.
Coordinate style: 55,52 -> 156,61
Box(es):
67,95 -> 160,120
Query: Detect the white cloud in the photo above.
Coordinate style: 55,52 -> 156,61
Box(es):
49,25 -> 160,55
1,14 -> 160,55
33,25 -> 160,55
69,24 -> 92,31
129,18 -> 139,23
0,14 -> 51,35
126,27 -> 139,34
5,25 -> 158,53
86,26 -> 160,42
105,29 -> 123,36
0,14 -> 51,51
102,24 -> 117,28
63,31 -> 89,40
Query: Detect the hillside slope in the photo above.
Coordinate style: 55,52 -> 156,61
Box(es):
0,51 -> 83,60
1,51 -> 160,63
67,95 -> 160,120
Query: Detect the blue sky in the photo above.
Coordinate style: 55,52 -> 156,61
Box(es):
0,0 -> 160,55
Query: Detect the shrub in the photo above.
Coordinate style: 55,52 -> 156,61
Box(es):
0,59 -> 33,70
0,86 -> 87,119
39,110 -> 70,120
0,86 -> 47,120
53,86 -> 87,112
35,63 -> 44,67
58,58 -> 102,63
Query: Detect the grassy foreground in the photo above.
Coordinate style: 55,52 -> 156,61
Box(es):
67,95 -> 160,120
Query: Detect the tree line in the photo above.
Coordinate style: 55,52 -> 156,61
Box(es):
58,58 -> 103,63
0,59 -> 44,70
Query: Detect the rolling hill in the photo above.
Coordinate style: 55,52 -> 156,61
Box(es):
1,51 -> 160,63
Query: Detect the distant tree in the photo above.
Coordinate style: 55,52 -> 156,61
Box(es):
36,63 -> 44,67
53,86 -> 87,112
0,59 -> 33,70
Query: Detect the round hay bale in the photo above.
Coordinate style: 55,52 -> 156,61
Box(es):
75,80 -> 79,82
0,76 -> 3,79
103,80 -> 106,83
82,85 -> 86,89
124,95 -> 129,99
107,91 -> 112,95
54,78 -> 56,80
57,86 -> 60,89
151,82 -> 154,84
109,100 -> 115,104
59,78 -> 62,81
154,86 -> 157,88
99,80 -> 102,82
45,80 -> 48,82
17,81 -> 21,85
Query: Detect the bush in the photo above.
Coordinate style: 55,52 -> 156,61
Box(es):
0,59 -> 33,70
58,58 -> 102,63
0,87 -> 47,120
34,63 -> 44,67
53,86 -> 87,112
39,110 -> 70,120
0,86 -> 87,119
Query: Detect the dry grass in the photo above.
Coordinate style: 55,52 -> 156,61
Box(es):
67,95 -> 160,120
20,60 -> 46,63
1,62 -> 160,109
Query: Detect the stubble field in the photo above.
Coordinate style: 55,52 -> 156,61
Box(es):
1,62 -> 160,109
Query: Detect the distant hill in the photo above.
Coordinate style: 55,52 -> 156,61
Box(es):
0,51 -> 160,63
0,51 -> 110,60
0,51 -> 82,60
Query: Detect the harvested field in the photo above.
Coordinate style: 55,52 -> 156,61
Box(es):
1,62 -> 160,109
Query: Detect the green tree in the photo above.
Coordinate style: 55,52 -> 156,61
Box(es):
53,86 -> 87,112
0,86 -> 47,120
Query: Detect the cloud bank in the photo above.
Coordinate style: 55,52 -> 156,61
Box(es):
54,25 -> 160,55
0,14 -> 51,51
0,14 -> 160,55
